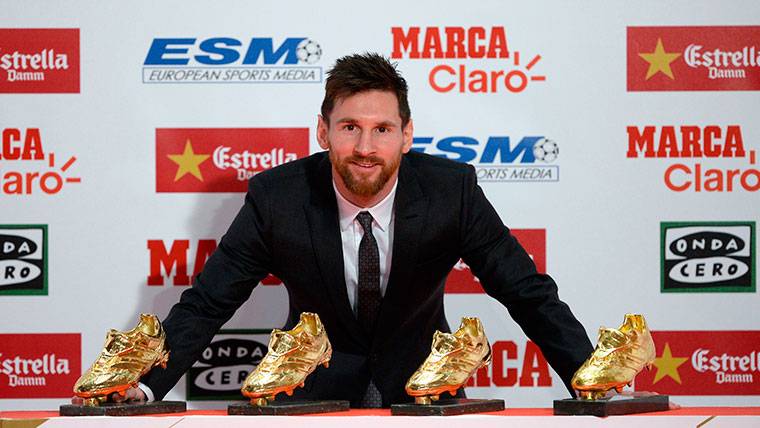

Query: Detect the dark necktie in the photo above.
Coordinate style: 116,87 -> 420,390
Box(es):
356,211 -> 383,407
356,211 -> 381,334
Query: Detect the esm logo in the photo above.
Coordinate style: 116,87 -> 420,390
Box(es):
412,135 -> 559,182
143,37 -> 323,84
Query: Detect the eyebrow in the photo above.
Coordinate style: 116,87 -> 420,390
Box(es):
334,117 -> 399,128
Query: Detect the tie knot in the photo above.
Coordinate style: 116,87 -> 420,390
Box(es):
356,211 -> 374,233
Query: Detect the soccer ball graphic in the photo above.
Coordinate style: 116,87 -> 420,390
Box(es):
533,138 -> 559,163
296,39 -> 322,64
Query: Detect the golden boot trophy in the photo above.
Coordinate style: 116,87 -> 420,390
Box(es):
62,314 -> 186,416
571,313 -> 655,399
554,314 -> 669,417
392,317 -> 504,416
230,312 -> 348,415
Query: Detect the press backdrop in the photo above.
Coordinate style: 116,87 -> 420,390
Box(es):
1,0 -> 759,410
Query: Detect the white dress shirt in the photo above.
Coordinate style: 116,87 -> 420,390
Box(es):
333,179 -> 397,315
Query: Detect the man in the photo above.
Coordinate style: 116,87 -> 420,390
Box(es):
117,53 -> 593,407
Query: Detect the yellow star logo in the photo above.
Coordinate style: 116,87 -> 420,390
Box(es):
652,342 -> 688,384
638,38 -> 681,80
167,139 -> 210,182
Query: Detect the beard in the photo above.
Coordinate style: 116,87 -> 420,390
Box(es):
330,150 -> 401,198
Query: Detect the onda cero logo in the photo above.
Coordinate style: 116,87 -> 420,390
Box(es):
0,225 -> 47,296
413,135 -> 559,182
187,331 -> 269,400
143,36 -> 323,83
661,221 -> 755,293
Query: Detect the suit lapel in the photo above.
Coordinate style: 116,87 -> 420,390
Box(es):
303,156 -> 368,350
375,157 -> 429,341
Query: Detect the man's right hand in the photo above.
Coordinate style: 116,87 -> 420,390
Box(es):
70,387 -> 147,405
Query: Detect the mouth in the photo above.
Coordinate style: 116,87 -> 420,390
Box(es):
350,160 -> 381,170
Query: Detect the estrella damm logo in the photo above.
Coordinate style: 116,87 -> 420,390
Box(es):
0,28 -> 80,93
155,128 -> 308,192
635,331 -> 760,395
627,26 -> 760,91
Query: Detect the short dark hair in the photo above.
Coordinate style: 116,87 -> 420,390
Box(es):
321,53 -> 411,128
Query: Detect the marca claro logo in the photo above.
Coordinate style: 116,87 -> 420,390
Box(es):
187,331 -> 269,400
627,125 -> 759,192
0,225 -> 47,295
147,239 -> 282,287
628,26 -> 760,91
413,135 -> 558,182
0,333 -> 80,398
661,222 -> 755,293
466,340 -> 551,388
635,331 -> 760,395
391,26 -> 545,94
446,229 -> 546,293
156,128 -> 308,192
1,128 -> 81,195
0,28 -> 80,93
143,37 -> 323,83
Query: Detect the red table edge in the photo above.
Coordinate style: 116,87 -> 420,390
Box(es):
2,407 -> 760,419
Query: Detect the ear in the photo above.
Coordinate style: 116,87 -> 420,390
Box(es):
401,118 -> 414,153
317,115 -> 330,150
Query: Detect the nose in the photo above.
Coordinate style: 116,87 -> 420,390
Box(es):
353,129 -> 376,157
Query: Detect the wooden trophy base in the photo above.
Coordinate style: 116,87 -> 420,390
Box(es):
553,395 -> 669,417
391,398 -> 505,416
228,400 -> 350,415
60,401 -> 186,416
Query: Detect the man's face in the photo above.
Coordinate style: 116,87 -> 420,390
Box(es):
317,90 -> 413,206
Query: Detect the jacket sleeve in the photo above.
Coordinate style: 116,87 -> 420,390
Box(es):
141,176 -> 273,400
458,165 -> 593,396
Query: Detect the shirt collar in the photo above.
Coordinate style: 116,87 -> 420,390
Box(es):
334,178 -> 397,232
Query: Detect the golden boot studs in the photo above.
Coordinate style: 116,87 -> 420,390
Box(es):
241,312 -> 332,406
73,314 -> 170,406
405,317 -> 492,405
571,313 -> 656,400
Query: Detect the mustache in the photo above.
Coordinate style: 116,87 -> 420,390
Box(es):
346,155 -> 385,165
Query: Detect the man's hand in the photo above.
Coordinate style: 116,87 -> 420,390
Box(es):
111,387 -> 147,403
70,387 -> 147,405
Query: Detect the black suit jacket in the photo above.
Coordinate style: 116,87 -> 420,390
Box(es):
142,150 -> 593,407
